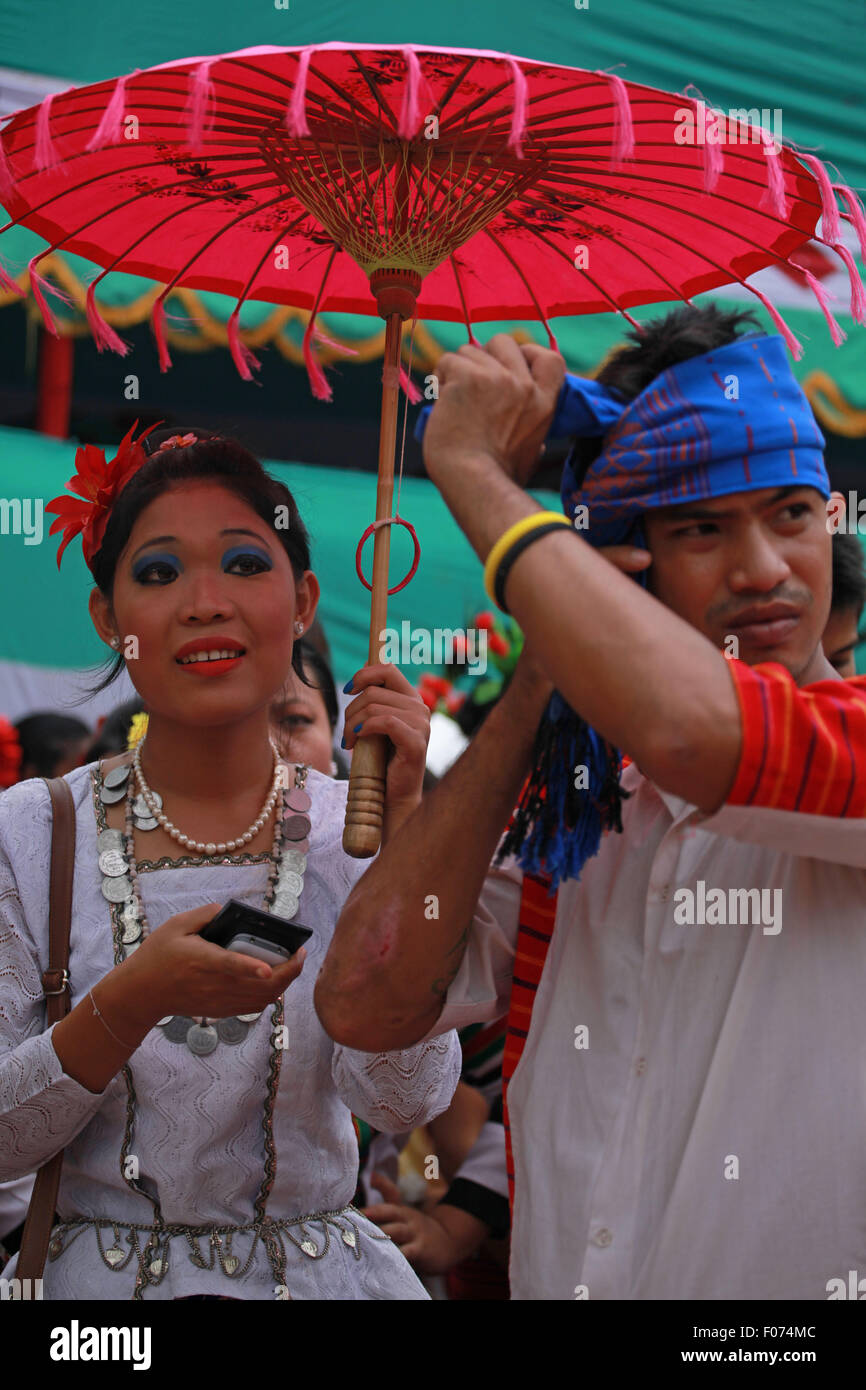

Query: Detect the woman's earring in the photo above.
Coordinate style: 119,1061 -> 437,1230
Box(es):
329,759 -> 338,777
109,636 -> 121,650
294,621 -> 304,636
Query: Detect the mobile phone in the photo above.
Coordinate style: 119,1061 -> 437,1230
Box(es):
200,899 -> 313,967
222,933 -> 296,966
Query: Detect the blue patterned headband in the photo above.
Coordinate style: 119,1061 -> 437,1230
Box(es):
558,332 -> 829,540
500,333 -> 830,890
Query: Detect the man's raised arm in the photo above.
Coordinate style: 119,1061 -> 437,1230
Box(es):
314,655 -> 552,1051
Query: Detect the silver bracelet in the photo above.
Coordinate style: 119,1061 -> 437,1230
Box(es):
89,986 -> 134,1050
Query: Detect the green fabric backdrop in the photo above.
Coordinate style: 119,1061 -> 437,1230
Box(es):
2,0 -> 863,195
2,1 -> 864,412
0,422 -> 558,690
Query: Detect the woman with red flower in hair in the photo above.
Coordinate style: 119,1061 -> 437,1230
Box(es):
0,423 -> 459,1301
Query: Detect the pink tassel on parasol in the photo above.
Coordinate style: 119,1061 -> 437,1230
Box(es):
0,41 -> 862,854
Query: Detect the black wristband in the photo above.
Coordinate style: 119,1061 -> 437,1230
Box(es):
493,519 -> 572,613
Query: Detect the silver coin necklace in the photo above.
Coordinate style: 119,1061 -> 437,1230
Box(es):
98,748 -> 313,1055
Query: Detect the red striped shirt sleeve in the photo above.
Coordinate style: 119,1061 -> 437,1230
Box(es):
725,658 -> 866,817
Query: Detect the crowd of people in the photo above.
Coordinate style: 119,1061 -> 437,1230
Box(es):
2,304 -> 866,1301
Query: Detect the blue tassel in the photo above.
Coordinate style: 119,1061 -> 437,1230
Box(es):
497,692 -> 627,893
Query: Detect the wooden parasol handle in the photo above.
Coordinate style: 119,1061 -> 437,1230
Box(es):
343,270 -> 420,857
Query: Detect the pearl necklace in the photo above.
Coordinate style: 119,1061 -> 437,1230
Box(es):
132,737 -> 283,853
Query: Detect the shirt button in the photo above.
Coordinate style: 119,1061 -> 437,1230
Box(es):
592,1228 -> 613,1247
634,1056 -> 647,1076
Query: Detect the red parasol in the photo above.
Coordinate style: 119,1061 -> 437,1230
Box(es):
1,41 -> 863,853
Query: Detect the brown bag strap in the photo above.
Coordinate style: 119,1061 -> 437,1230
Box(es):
16,775 -> 76,1283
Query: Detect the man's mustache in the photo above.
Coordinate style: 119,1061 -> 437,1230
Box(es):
707,588 -> 813,626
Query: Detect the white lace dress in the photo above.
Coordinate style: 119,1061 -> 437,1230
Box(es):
0,761 -> 461,1300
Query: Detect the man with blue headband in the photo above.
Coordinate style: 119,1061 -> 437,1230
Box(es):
319,306 -> 866,1301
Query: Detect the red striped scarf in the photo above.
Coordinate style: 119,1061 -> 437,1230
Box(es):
502,870 -> 558,1218
727,661 -> 866,814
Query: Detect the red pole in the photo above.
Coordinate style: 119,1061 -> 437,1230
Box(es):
36,330 -> 74,438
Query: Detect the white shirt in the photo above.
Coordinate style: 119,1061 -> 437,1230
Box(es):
0,762 -> 461,1300
426,760 -> 866,1300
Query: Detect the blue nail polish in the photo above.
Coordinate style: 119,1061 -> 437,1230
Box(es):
353,724 -> 362,733
342,680 -> 353,694
340,736 -> 346,749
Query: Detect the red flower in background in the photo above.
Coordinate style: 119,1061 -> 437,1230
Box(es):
0,717 -> 22,789
418,673 -> 455,711
418,675 -> 441,711
45,419 -> 163,570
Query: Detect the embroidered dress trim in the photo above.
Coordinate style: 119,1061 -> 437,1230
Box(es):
46,1205 -> 392,1292
132,850 -> 272,871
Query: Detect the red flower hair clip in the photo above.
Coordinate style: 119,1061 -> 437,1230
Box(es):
45,420 -> 163,571
155,432 -> 198,452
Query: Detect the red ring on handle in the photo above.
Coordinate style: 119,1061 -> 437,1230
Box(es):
355,516 -> 421,595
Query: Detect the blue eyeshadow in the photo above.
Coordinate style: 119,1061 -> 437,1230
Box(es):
132,551 -> 182,579
222,545 -> 272,568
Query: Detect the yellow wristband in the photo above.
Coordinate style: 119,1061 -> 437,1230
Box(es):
483,511 -> 572,608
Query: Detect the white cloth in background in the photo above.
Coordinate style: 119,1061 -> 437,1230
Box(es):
0,657 -> 138,726
426,712 -> 470,779
423,760 -> 866,1300
0,762 -> 461,1299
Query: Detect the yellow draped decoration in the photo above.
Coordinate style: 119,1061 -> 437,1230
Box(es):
2,254 -> 865,436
